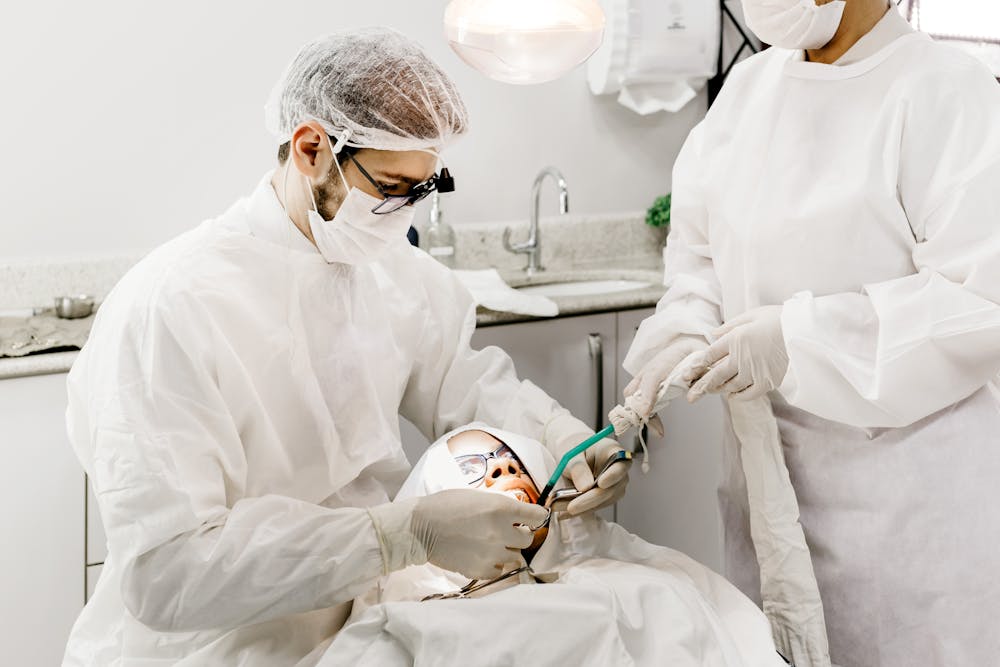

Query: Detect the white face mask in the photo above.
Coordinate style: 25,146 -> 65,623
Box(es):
740,0 -> 846,50
307,186 -> 415,265
302,134 -> 416,265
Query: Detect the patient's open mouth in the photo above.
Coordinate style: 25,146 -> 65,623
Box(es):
505,488 -> 533,503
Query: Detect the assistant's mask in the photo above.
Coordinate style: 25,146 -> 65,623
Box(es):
740,0 -> 846,50
305,135 -> 415,265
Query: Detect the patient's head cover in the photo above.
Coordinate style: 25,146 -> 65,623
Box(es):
397,423 -> 556,502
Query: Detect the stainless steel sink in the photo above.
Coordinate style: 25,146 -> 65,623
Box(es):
516,279 -> 653,298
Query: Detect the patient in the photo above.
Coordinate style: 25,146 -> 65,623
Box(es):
311,424 -> 787,667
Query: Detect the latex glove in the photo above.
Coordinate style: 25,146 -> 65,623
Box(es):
623,334 -> 708,435
551,432 -> 631,516
570,437 -> 631,514
368,489 -> 549,580
685,305 -> 788,402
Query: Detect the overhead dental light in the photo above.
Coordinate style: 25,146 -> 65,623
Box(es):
444,0 -> 606,85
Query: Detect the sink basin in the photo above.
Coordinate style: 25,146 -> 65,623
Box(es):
517,279 -> 652,298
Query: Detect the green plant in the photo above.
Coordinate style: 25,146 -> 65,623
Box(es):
646,193 -> 671,230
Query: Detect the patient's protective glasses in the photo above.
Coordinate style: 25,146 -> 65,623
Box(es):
453,443 -> 525,485
338,143 -> 455,215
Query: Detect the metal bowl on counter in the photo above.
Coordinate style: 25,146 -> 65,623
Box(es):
54,295 -> 96,320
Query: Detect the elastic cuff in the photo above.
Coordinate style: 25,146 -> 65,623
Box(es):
777,292 -> 813,403
367,499 -> 425,575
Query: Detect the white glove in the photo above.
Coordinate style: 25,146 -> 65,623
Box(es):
685,305 -> 788,402
623,334 -> 708,433
545,414 -> 631,515
368,489 -> 549,580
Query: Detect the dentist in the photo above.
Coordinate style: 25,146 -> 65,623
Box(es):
63,28 -> 626,666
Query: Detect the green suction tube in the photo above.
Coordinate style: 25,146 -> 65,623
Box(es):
536,424 -> 617,507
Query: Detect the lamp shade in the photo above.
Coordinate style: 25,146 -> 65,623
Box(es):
444,0 -> 606,85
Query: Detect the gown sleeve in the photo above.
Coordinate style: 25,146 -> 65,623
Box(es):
778,60 -> 1000,428
398,257 -> 594,450
623,121 -> 725,375
67,282 -> 384,633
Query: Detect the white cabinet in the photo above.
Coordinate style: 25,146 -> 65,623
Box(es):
614,309 -> 725,573
0,373 -> 84,666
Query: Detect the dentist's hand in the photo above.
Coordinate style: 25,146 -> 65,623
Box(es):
685,306 -> 788,402
368,489 -> 549,580
551,435 -> 631,515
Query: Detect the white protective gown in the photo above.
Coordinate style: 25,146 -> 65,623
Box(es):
625,10 -> 1000,667
63,174 -> 585,666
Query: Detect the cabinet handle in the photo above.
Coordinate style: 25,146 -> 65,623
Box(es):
587,334 -> 603,432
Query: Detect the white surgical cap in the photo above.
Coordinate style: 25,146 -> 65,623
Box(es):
264,27 -> 469,152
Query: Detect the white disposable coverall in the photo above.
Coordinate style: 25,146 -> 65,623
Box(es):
625,11 -> 1000,667
63,174 -> 587,666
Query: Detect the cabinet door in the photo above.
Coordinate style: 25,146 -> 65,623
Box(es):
614,309 -> 725,573
0,373 -> 84,665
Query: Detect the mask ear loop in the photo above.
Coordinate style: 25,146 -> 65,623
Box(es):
328,129 -> 352,194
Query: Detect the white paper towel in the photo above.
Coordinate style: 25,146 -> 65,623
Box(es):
453,269 -> 559,317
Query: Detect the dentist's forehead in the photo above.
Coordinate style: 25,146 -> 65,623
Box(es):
446,429 -> 507,457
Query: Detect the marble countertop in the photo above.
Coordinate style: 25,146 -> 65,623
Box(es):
1,212 -> 667,380
0,269 -> 665,380
0,351 -> 80,380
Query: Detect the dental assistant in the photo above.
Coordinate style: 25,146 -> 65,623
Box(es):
624,1 -> 1000,665
63,29 -> 627,666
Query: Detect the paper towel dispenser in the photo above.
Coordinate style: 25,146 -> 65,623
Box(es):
588,0 -> 721,114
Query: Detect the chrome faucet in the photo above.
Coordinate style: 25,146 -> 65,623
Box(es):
503,167 -> 569,276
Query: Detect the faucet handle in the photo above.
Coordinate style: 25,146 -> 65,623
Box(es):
503,226 -> 530,253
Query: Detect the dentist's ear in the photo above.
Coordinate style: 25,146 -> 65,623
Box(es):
289,121 -> 332,179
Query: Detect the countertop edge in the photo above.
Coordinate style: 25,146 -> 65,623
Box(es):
1,289 -> 666,380
0,351 -> 80,380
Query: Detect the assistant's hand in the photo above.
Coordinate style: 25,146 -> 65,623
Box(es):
623,335 -> 707,435
685,305 -> 788,402
368,489 -> 549,580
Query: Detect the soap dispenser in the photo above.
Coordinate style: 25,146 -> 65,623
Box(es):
423,192 -> 456,268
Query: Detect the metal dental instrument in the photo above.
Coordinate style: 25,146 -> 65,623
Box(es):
535,449 -> 633,527
420,565 -> 532,602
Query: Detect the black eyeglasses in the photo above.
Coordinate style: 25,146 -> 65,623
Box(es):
337,143 -> 455,215
453,443 -> 527,486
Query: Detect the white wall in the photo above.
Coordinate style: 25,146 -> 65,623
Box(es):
0,0 -> 705,262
